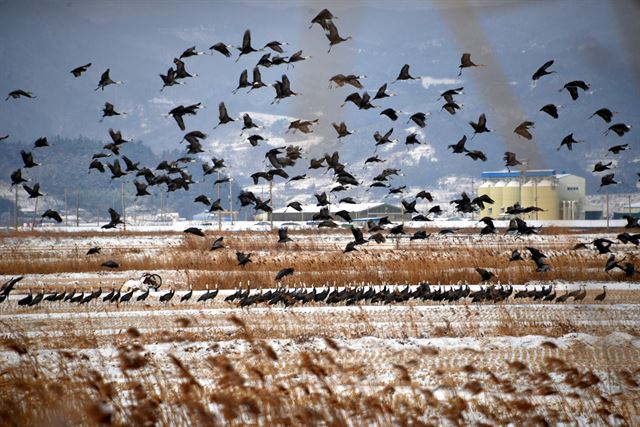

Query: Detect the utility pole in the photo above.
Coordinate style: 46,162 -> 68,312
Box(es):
31,196 -> 38,231
606,188 -> 610,229
159,191 -> 164,223
76,187 -> 80,227
121,179 -> 126,231
217,172 -> 222,232
64,188 -> 68,226
14,186 -> 19,230
269,180 -> 273,230
228,179 -> 234,225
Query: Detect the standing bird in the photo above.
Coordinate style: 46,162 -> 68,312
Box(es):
458,53 -> 484,76
159,288 -> 175,303
531,60 -> 556,80
324,21 -> 351,53
513,121 -> 534,140
5,89 -> 36,100
510,249 -> 524,262
594,286 -> 607,302
95,69 -> 123,91
236,29 -> 258,61
70,63 -> 92,77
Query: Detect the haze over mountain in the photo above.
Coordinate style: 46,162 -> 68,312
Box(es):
0,0 -> 638,217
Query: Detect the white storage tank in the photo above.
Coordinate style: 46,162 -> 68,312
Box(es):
502,180 -> 521,217
477,181 -> 494,217
536,179 -> 559,220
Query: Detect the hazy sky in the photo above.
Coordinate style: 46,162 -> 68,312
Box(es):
1,0 -> 638,199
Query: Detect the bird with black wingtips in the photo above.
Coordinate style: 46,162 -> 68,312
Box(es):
600,173 -> 618,188
458,53 -> 484,76
393,64 -> 418,83
21,150 -> 39,168
236,251 -> 252,267
464,149 -> 487,162
278,228 -> 293,243
309,8 -> 335,30
531,60 -> 556,80
86,246 -> 101,255
332,122 -> 353,139
607,144 -> 629,155
33,137 -> 49,148
589,108 -> 616,123
380,108 -> 401,121
373,83 -> 396,100
324,20 -> 351,53
233,69 -> 251,94
100,102 -> 125,122
184,227 -> 205,237
407,112 -> 429,128
275,267 -> 294,281
23,183 -> 44,198
503,152 -> 523,172
469,114 -> 490,137
180,46 -> 205,59
329,74 -> 365,89
513,121 -> 534,140
287,201 -> 303,212
10,169 -> 28,186
558,133 -> 583,151
510,249 -> 524,262
210,42 -> 232,57
159,67 -> 180,91
592,161 -> 612,173
102,260 -> 119,269
95,69 -> 123,91
540,104 -> 560,119
70,62 -> 91,77
560,80 -> 589,100
173,57 -> 197,79
605,123 -> 632,137
236,29 -> 258,61
41,209 -> 63,223
448,135 -> 467,154
134,180 -> 150,197
5,89 -> 36,100
475,268 -> 496,282
211,237 -> 225,251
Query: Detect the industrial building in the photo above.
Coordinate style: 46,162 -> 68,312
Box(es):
266,202 -> 408,223
477,170 -> 586,220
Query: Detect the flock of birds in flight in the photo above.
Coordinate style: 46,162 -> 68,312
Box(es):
1,8 -> 638,304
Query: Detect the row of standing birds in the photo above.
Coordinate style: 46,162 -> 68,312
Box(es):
3,7 -> 636,230
2,276 -> 608,308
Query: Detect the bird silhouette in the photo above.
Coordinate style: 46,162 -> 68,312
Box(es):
70,63 -> 91,77
95,69 -> 123,91
531,60 -> 556,80
458,53 -> 484,76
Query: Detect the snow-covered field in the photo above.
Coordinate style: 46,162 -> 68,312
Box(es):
0,228 -> 638,424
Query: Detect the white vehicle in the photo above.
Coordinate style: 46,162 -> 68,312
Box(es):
120,273 -> 162,292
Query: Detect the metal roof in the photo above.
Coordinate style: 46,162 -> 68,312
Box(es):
481,169 -> 556,179
272,202 -> 399,214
